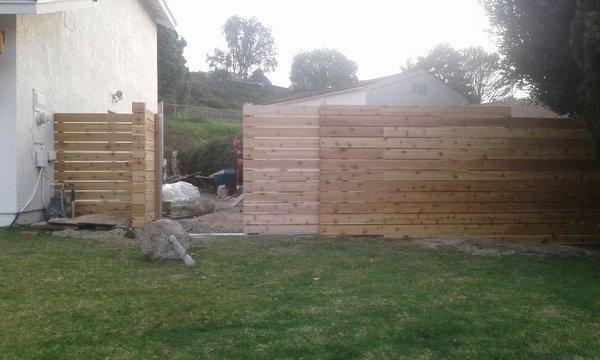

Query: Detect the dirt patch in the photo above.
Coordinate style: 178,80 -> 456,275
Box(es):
414,237 -> 600,257
176,196 -> 243,234
51,228 -> 135,245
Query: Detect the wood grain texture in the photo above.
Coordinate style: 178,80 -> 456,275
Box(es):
243,105 -> 600,240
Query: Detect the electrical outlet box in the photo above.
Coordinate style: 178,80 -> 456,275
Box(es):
48,151 -> 57,162
35,149 -> 49,168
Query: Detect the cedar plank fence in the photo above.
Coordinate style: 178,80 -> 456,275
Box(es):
54,103 -> 162,227
243,105 -> 600,243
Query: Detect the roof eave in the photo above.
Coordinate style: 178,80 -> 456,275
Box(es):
0,0 -> 94,14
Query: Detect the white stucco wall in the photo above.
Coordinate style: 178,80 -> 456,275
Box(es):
0,15 -> 18,226
367,73 -> 468,107
0,0 -> 158,225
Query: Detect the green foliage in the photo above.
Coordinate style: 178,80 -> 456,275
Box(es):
482,0 -> 600,157
179,136 -> 238,177
1,232 -> 600,358
184,72 -> 290,110
164,116 -> 242,176
404,43 -> 514,104
290,48 -> 358,91
157,25 -> 189,103
207,16 -> 278,81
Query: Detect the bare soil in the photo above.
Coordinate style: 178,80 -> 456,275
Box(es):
413,237 -> 600,257
176,195 -> 243,234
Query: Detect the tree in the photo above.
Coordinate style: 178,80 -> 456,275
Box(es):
157,25 -> 189,103
404,43 -> 514,104
207,16 -> 278,81
290,48 -> 358,91
482,0 -> 600,156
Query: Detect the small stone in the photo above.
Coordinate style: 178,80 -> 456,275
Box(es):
217,185 -> 228,200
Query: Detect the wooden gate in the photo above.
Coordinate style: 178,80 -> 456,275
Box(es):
54,103 -> 162,227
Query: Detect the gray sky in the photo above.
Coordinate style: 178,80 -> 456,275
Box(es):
167,0 -> 497,87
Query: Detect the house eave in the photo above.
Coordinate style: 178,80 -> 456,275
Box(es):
0,0 -> 95,14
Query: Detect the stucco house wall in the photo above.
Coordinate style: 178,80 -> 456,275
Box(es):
288,89 -> 367,106
0,0 -> 159,226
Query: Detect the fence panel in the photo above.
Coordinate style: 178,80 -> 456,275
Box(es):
243,104 -> 600,242
243,105 -> 321,234
54,103 -> 160,227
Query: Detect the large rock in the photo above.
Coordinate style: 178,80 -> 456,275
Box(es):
137,219 -> 192,261
162,181 -> 201,203
169,198 -> 216,218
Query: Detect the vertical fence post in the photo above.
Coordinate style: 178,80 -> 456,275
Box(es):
131,102 -> 147,228
155,102 -> 164,220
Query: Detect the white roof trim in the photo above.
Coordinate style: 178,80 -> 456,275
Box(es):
274,86 -> 365,105
0,0 -> 94,14
0,0 -> 176,28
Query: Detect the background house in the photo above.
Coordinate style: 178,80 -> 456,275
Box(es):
271,69 -> 470,107
0,0 -> 175,226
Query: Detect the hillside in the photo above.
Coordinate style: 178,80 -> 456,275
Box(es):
184,72 -> 291,110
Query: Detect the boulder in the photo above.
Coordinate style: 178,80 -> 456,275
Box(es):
170,198 -> 215,218
137,219 -> 192,261
162,181 -> 201,203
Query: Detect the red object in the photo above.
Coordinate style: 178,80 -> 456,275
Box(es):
232,137 -> 243,191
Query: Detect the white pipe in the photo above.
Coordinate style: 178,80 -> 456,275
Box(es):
10,168 -> 44,226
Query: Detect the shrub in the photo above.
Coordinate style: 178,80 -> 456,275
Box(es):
179,136 -> 239,176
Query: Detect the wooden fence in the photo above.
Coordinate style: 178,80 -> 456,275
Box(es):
243,105 -> 600,243
54,103 -> 162,227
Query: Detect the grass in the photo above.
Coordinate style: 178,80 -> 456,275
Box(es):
0,229 -> 599,359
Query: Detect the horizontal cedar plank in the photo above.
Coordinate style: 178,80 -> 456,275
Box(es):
245,160 -> 319,170
509,223 -> 600,235
244,171 -> 320,182
57,152 -> 131,161
74,192 -> 131,201
384,126 -> 585,139
320,159 -> 596,171
244,149 -> 319,160
320,126 -> 383,137
244,116 -> 320,126
320,170 -> 384,182
243,105 -> 320,116
384,170 -> 600,181
244,214 -> 320,225
321,224 -> 510,237
243,139 -> 320,149
320,202 -> 599,214
55,132 -> 132,142
320,180 -> 600,193
321,213 -> 600,225
244,203 -> 319,214
55,142 -> 132,152
475,234 -> 600,244
54,114 -> 136,123
320,138 -> 383,148
75,202 -> 131,210
245,192 -> 320,202
244,224 -> 319,234
384,148 -> 592,160
320,116 -> 581,128
320,148 -> 383,159
245,181 -> 319,192
320,105 -> 511,117
385,138 -> 509,149
61,182 -> 132,191
509,138 -> 591,150
55,162 -> 132,171
244,127 -> 319,138
54,123 -> 132,132
319,191 -> 599,204
55,172 -> 131,181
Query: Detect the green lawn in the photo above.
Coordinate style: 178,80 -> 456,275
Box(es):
0,229 -> 599,359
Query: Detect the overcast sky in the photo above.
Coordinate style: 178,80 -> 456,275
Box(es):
167,0 -> 497,87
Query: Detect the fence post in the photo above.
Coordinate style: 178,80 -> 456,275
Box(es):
155,102 -> 164,220
131,102 -> 147,228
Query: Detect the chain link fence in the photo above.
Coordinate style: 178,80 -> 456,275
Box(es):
164,103 -> 243,122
